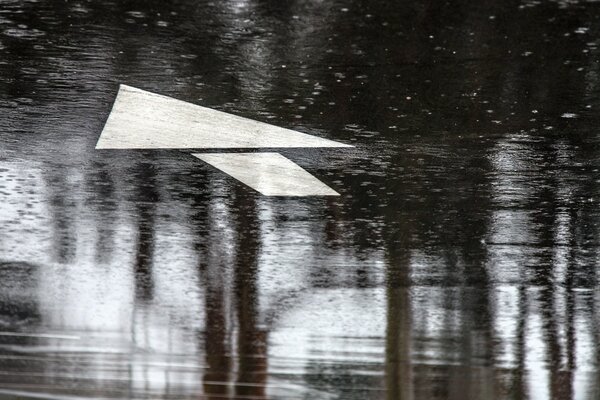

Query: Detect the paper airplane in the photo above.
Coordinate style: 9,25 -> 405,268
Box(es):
96,85 -> 352,196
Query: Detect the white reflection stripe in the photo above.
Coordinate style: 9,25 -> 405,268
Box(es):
0,390 -> 99,400
0,332 -> 80,340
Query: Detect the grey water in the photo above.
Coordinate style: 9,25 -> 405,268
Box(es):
1,0 -> 600,399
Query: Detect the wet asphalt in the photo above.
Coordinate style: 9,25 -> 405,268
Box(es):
2,0 -> 600,399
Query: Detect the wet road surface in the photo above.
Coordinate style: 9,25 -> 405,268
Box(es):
2,0 -> 600,399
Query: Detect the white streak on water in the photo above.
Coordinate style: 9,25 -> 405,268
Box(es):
194,152 -> 339,196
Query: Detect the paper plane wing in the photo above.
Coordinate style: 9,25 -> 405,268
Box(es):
96,85 -> 353,149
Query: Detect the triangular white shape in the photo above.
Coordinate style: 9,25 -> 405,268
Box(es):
193,153 -> 339,196
96,85 -> 353,149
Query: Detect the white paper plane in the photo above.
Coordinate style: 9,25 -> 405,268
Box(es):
95,85 -> 352,196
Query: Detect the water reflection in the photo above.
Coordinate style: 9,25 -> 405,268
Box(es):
1,0 -> 600,399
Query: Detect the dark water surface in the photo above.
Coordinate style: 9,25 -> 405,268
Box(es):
1,0 -> 600,399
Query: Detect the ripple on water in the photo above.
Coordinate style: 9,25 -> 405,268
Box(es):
561,112 -> 579,118
0,100 -> 18,108
19,67 -> 38,75
3,27 -> 45,40
15,98 -> 34,105
125,11 -> 147,18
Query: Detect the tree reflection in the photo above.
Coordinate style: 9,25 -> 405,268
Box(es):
232,189 -> 268,398
385,247 -> 413,400
203,270 -> 232,398
198,186 -> 268,399
1,0 -> 600,398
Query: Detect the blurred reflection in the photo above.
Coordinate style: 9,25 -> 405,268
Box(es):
385,248 -> 413,400
133,163 -> 158,302
0,262 -> 40,329
1,0 -> 600,399
203,271 -> 231,399
232,189 -> 268,397
45,170 -> 77,264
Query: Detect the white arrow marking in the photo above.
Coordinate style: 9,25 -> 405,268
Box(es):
193,153 -> 340,196
96,85 -> 353,149
95,85 -> 350,196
